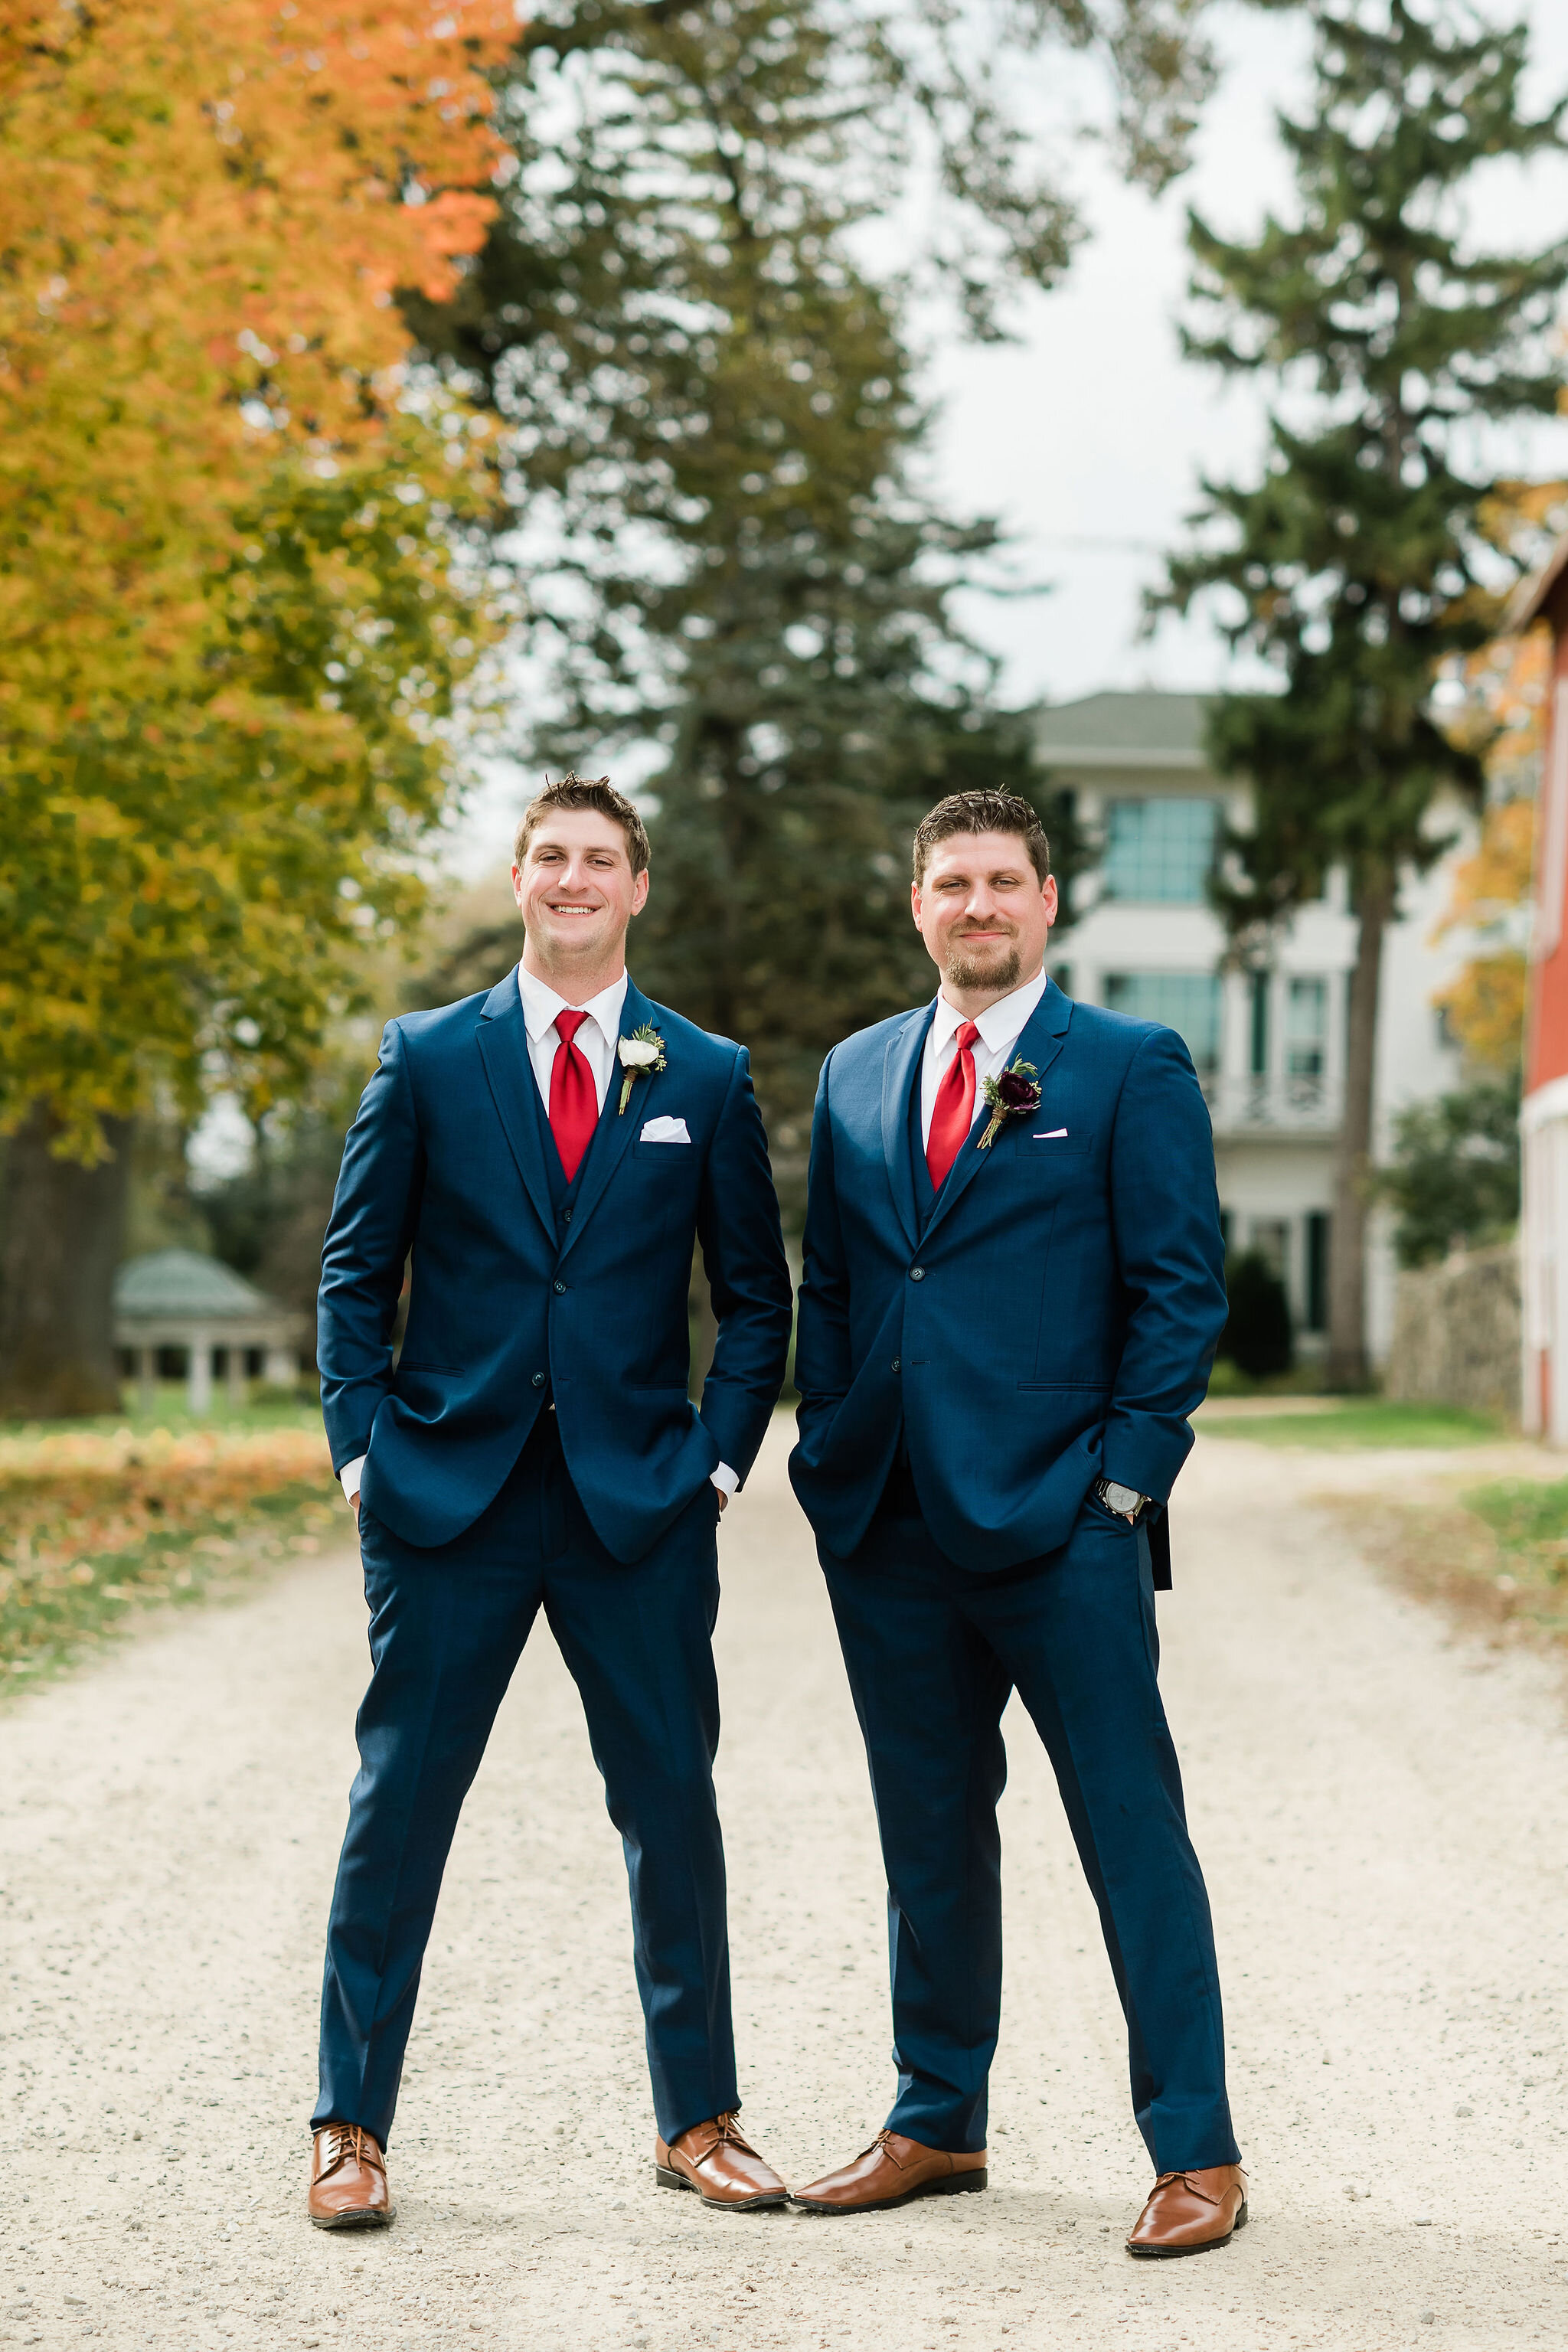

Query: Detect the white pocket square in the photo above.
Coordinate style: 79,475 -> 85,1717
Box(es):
1033,1127 -> 1070,1139
640,1116 -> 691,1143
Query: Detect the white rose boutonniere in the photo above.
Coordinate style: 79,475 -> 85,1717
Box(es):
617,1024 -> 668,1114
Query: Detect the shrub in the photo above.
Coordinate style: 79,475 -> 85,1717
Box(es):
1375,1080 -> 1520,1269
1219,1250 -> 1293,1378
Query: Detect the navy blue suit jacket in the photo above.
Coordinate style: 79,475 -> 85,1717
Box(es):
789,980 -> 1226,1584
318,969 -> 793,1561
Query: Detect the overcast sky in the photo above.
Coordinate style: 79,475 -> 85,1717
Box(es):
932,0 -> 1568,710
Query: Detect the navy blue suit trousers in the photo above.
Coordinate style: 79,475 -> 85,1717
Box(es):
315,1414 -> 734,2149
822,1478 -> 1239,2174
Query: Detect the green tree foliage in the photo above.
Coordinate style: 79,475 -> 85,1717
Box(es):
405,0 -> 1175,1168
1155,0 -> 1568,1383
2,436 -> 496,1156
1375,1079 -> 1521,1268
0,436 -> 497,1414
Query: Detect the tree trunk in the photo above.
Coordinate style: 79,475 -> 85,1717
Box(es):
1327,873 -> 1393,1389
0,1102 -> 132,1417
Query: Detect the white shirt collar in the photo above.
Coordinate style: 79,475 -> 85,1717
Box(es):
517,962 -> 629,1046
930,966 -> 1049,1056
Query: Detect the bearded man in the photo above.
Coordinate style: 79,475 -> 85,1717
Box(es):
787,789 -> 1246,2256
307,774 -> 794,2227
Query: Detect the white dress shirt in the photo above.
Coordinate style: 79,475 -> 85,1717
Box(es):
517,964 -> 627,1111
339,962 -> 737,1507
920,966 -> 1050,1148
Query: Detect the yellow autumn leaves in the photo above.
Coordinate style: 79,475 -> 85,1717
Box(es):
0,1 -> 519,1153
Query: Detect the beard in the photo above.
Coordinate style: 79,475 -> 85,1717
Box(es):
946,938 -> 1021,995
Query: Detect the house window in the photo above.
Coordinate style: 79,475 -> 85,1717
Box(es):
1285,977 -> 1328,1083
1101,798 -> 1220,903
1103,972 -> 1223,1073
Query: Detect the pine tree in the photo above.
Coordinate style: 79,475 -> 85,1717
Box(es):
404,1 -> 1186,1175
1155,0 -> 1568,1384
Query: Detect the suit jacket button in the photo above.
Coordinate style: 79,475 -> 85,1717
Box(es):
554,1279 -> 567,1295
890,1357 -> 901,1374
909,1266 -> 924,1281
531,1372 -> 546,1388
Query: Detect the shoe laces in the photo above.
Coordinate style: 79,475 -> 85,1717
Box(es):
318,2123 -> 384,2180
686,2112 -> 761,2164
1148,2167 -> 1239,2206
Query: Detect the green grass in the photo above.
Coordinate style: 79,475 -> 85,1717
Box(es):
0,1410 -> 341,1698
1,1379 -> 322,1446
1348,1474 -> 1568,1652
1199,1400 -> 1504,1449
1201,1358 -> 1335,1400
1462,1474 -> 1568,1559
1456,1475 -> 1568,1645
0,1482 -> 340,1697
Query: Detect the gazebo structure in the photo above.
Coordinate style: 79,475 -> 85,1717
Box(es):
1511,537 -> 1568,1439
113,1249 -> 304,1416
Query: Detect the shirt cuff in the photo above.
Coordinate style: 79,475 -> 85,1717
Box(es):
341,1453 -> 735,1506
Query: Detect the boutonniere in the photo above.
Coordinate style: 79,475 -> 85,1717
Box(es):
616,1024 -> 667,1113
977,1057 -> 1041,1150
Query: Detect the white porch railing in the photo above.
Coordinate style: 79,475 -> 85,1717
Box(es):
1203,1072 -> 1342,1135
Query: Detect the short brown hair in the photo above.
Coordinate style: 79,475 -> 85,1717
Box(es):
514,773 -> 650,876
913,790 -> 1050,886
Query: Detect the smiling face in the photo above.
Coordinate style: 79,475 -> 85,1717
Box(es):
912,829 -> 1058,1009
512,807 -> 648,998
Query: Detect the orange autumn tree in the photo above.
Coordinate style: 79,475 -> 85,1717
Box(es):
0,0 -> 518,1412
1433,546 -> 1559,1077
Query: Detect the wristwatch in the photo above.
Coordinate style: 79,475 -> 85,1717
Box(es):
1096,1477 -> 1146,1522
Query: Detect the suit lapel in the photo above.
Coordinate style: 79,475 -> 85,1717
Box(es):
556,976 -> 656,1263
880,1005 -> 933,1253
918,978 -> 1074,1247
475,968 -> 558,1243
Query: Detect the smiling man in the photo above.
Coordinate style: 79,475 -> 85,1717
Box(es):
308,774 -> 794,2229
788,789 -> 1246,2255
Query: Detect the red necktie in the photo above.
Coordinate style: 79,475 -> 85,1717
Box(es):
926,1019 -> 980,1192
549,1008 -> 598,1183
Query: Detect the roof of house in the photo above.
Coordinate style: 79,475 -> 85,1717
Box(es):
113,1248 -> 280,1322
1032,690 -> 1211,769
1507,528 -> 1568,633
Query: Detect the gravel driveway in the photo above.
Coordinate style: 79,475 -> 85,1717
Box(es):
2,1421 -> 1566,2350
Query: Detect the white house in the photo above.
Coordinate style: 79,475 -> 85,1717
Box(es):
1034,691 -> 1475,1364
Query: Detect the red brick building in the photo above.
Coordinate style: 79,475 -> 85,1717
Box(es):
1514,541 -> 1568,1437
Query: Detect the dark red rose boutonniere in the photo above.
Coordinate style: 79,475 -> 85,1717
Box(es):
977,1057 -> 1042,1151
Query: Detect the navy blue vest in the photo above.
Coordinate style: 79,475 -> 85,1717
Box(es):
522,1048 -> 619,1235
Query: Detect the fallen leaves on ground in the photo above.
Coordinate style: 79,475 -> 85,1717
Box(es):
1318,1473 -> 1568,1664
0,1424 -> 342,1691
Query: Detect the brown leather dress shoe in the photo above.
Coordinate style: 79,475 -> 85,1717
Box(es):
654,2113 -> 789,2211
1125,2164 -> 1247,2257
792,2129 -> 988,2213
308,2123 -> 394,2230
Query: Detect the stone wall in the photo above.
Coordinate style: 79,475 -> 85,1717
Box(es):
1383,1240 -> 1521,1417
